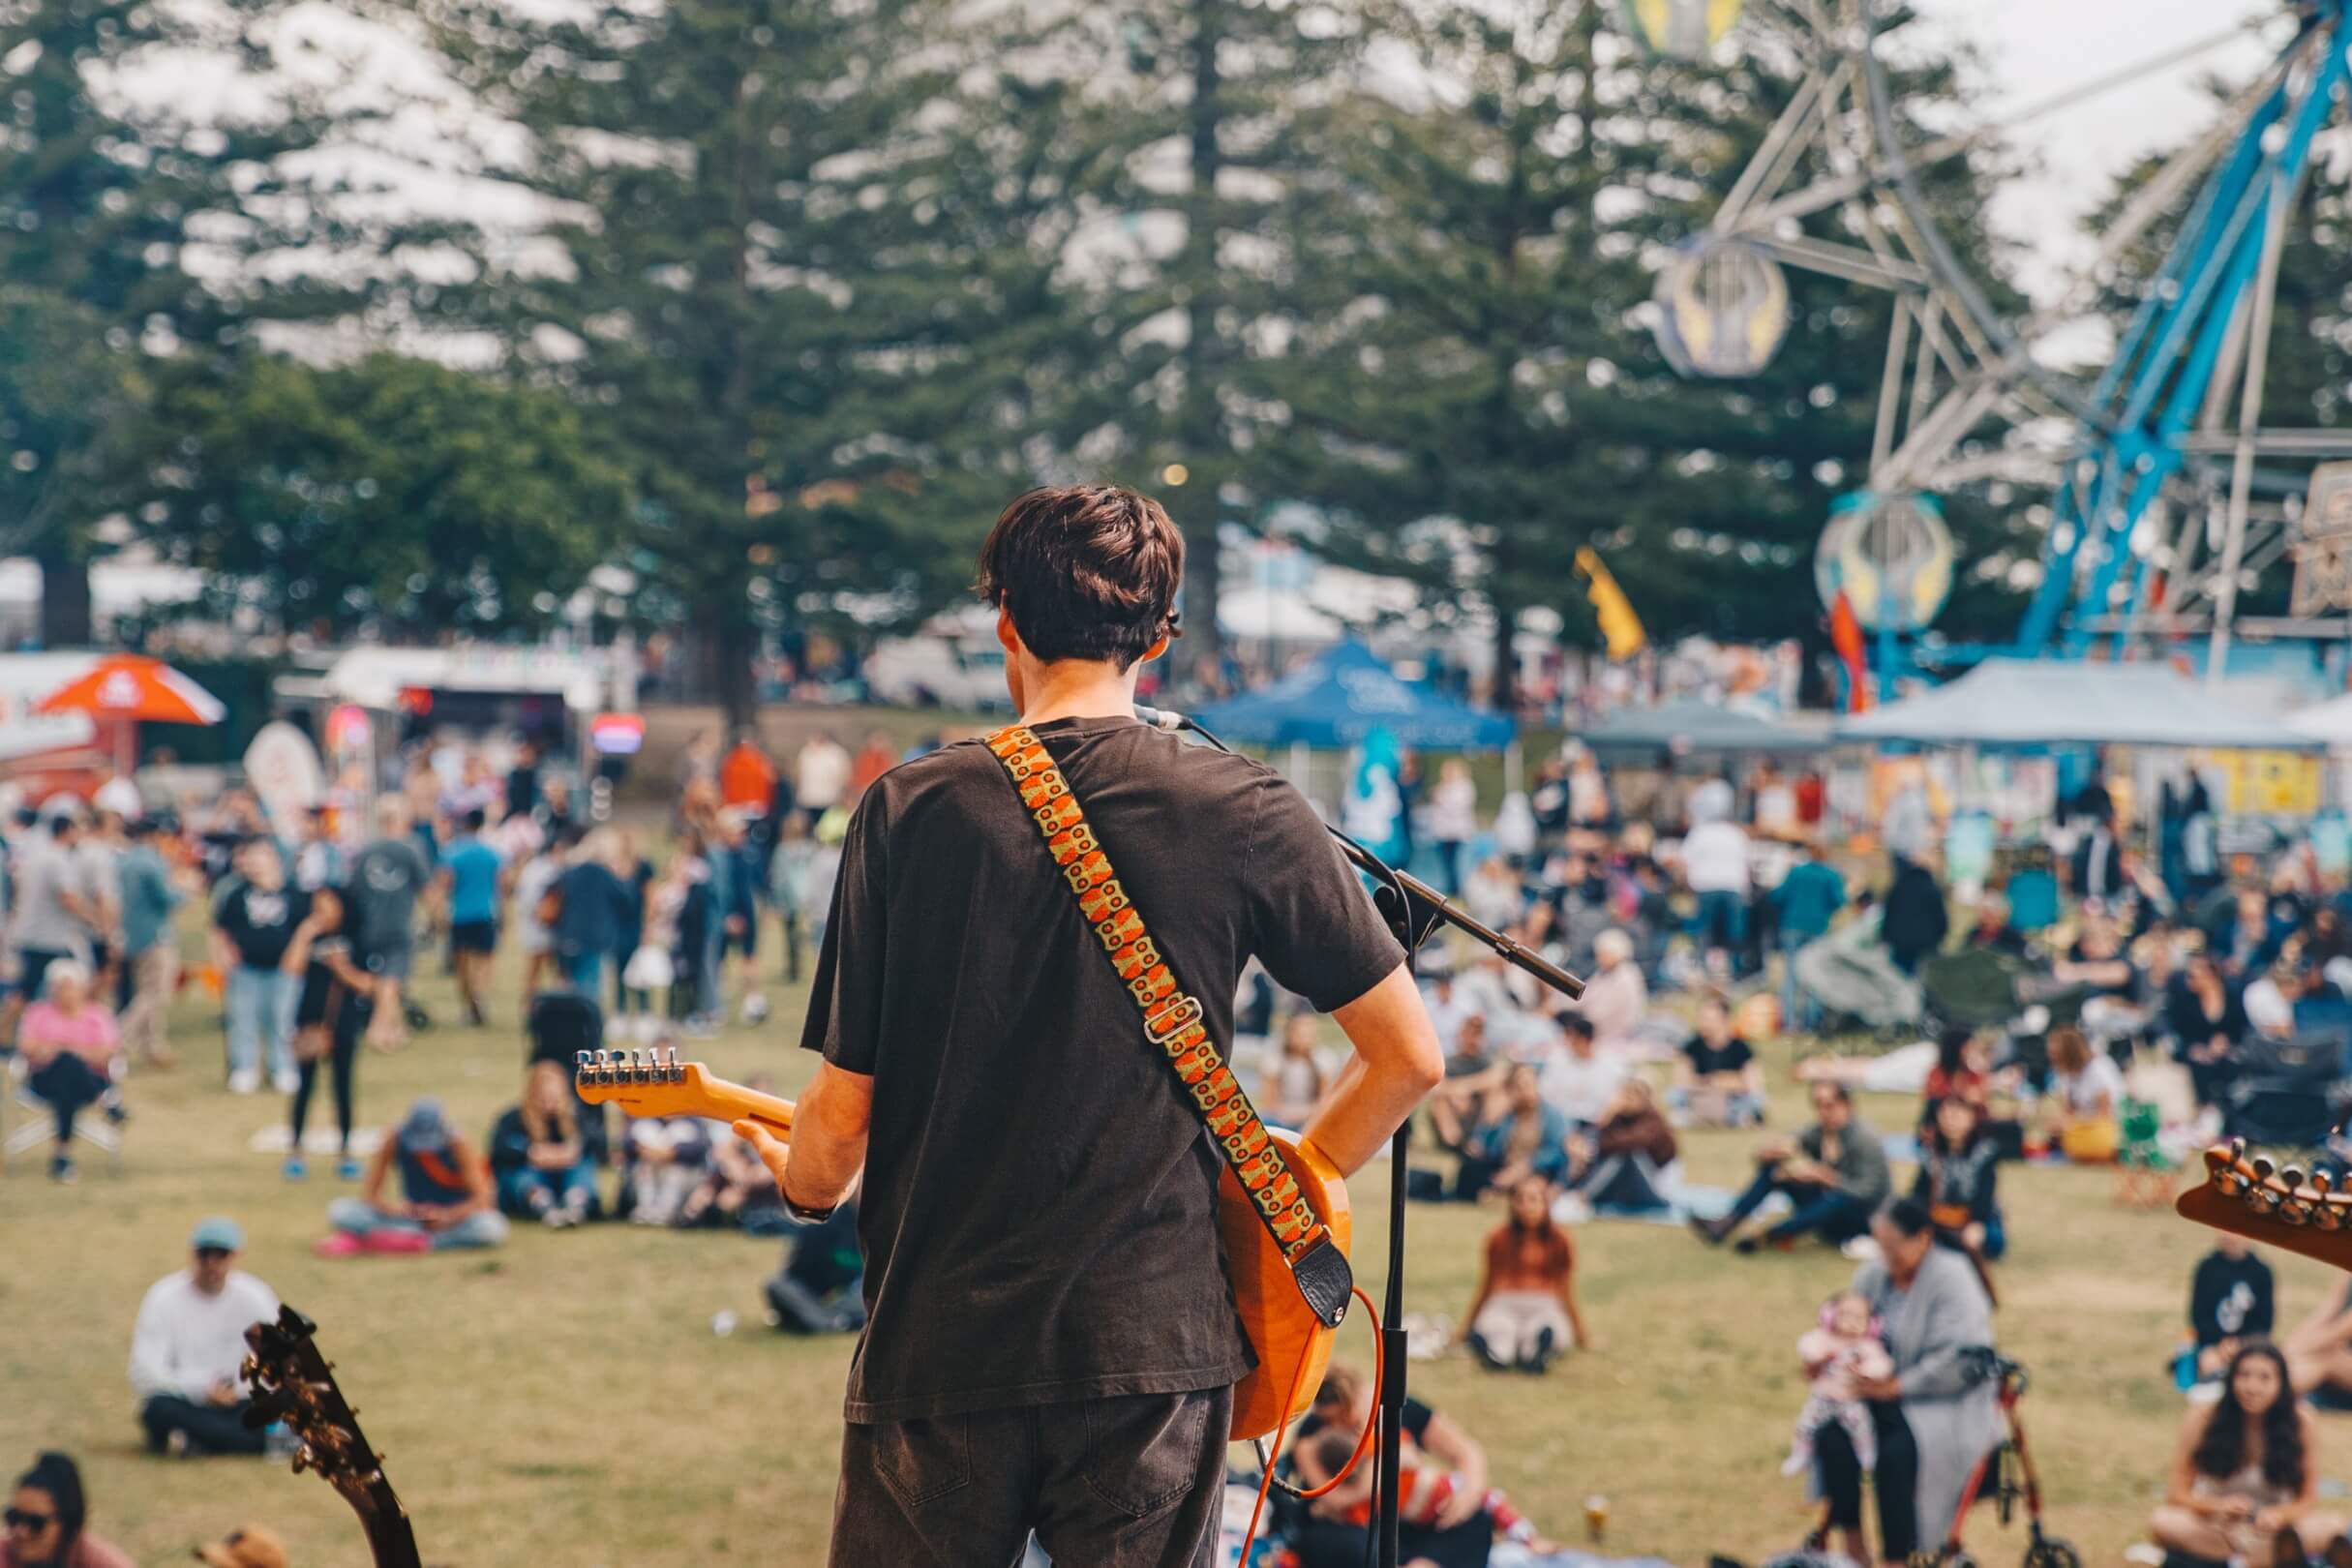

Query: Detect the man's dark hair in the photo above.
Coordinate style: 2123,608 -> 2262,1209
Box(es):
1812,1082 -> 1853,1107
1558,1012 -> 1596,1041
975,485 -> 1184,669
1878,1196 -> 1935,1238
463,808 -> 487,832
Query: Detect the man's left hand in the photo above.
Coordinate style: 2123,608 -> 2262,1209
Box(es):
1854,1374 -> 1902,1402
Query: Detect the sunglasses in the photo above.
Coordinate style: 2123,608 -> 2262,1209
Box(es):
5,1509 -> 55,1530
194,1247 -> 232,1261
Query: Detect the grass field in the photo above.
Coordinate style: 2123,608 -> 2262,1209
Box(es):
7,932 -> 2341,1568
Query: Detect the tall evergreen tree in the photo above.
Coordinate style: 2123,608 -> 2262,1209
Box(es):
1268,4 -> 2034,696
0,0 -> 342,641
410,0 -> 1084,728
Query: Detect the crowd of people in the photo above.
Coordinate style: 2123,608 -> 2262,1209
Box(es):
31,709 -> 2352,1567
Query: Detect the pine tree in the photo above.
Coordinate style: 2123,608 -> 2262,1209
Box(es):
409,0 -> 1083,728
0,0 -> 341,641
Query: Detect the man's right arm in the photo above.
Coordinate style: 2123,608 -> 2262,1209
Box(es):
1301,963 -> 1443,1176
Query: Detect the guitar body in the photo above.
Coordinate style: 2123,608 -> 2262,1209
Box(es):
575,1049 -> 1350,1444
1218,1129 -> 1350,1442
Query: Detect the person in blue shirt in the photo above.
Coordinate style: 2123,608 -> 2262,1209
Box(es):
1771,841 -> 1846,1035
1455,1064 -> 1570,1200
435,810 -> 505,1028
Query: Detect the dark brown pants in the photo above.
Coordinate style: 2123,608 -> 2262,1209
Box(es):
829,1386 -> 1231,1568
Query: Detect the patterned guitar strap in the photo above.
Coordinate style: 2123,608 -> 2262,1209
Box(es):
987,724 -> 1354,1330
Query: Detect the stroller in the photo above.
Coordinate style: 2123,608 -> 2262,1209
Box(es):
1801,1348 -> 2075,1568
1794,913 -> 1923,1037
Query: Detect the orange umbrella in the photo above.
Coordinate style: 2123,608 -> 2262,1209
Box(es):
37,653 -> 226,726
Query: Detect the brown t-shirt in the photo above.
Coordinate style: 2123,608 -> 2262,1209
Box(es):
803,715 -> 1405,1422
1484,1224 -> 1573,1293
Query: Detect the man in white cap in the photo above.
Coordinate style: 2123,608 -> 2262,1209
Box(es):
130,1218 -> 280,1457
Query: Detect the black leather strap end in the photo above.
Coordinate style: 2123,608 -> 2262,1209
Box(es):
1291,1235 -> 1353,1328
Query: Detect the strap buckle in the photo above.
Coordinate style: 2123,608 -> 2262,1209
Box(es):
1289,1234 -> 1353,1328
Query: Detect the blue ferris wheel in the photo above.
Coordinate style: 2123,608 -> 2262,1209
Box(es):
1648,0 -> 2352,683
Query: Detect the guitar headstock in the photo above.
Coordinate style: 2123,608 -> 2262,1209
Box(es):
242,1307 -> 417,1568
573,1046 -> 711,1118
2178,1140 -> 2352,1273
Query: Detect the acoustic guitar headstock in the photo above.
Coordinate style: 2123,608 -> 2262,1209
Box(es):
2177,1140 -> 2352,1273
242,1306 -> 419,1568
573,1046 -> 709,1118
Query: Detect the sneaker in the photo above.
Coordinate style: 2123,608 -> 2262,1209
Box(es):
226,1069 -> 260,1095
1734,1235 -> 1763,1255
313,1233 -> 363,1258
542,1204 -> 579,1230
103,1096 -> 130,1126
1841,1235 -> 1884,1263
361,1228 -> 432,1254
741,992 -> 770,1025
165,1429 -> 192,1460
283,1156 -> 308,1182
1687,1215 -> 1729,1247
272,1069 -> 301,1095
337,1156 -> 363,1182
1464,1330 -> 1508,1372
49,1155 -> 75,1185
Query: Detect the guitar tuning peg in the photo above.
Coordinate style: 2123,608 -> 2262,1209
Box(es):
2231,1137 -> 2248,1164
2252,1155 -> 2277,1183
2316,1170 -> 2336,1195
2284,1166 -> 2307,1191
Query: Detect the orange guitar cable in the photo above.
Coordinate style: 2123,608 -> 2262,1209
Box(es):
1237,1283 -> 1384,1563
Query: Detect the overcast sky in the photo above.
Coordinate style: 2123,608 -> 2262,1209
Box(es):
1914,0 -> 2291,302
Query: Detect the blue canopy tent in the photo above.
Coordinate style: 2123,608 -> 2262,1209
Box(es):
1190,641 -> 1515,749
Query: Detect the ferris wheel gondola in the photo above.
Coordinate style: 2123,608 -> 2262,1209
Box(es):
1652,0 -> 2352,680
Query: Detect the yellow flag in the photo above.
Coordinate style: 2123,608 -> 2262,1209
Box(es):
1575,546 -> 1646,660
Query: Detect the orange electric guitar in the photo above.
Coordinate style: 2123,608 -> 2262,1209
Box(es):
2177,1138 -> 2352,1267
573,1047 -> 1348,1441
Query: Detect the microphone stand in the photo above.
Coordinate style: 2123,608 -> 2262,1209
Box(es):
1150,709 -> 1584,1568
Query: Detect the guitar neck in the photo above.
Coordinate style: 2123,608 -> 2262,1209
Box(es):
366,1501 -> 422,1568
683,1077 -> 796,1136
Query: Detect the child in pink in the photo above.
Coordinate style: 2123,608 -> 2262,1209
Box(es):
1783,1289 -> 1894,1478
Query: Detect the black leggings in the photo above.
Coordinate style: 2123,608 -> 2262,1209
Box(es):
1816,1402 -> 1919,1562
290,1007 -> 366,1151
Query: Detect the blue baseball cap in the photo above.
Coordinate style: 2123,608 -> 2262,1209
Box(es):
190,1217 -> 244,1253
398,1100 -> 452,1152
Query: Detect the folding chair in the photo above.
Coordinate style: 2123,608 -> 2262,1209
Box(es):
2112,1097 -> 2173,1210
3,1053 -> 126,1175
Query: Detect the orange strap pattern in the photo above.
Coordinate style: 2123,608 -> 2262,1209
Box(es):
986,725 -> 1332,1267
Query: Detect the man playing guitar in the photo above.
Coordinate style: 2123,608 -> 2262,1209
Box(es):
739,485 -> 1443,1567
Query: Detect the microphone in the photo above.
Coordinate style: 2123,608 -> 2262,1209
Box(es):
1133,705 -> 1190,733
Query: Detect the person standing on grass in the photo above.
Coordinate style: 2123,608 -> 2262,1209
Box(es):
116,815 -> 185,1070
347,797 -> 432,1049
212,840 -> 306,1097
7,811 -> 94,1049
436,808 -> 504,1028
129,1219 -> 280,1457
281,887 -> 374,1183
793,732 -> 850,833
1,1452 -> 134,1568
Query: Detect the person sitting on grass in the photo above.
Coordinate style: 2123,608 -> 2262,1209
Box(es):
486,1061 -> 602,1229
1461,1174 -> 1590,1372
1453,1063 -> 1569,1201
1564,1077 -> 1678,1214
15,961 -> 121,1185
2151,1341 -> 2344,1568
1692,1082 -> 1890,1254
321,1100 -> 508,1253
763,1201 -> 866,1334
680,1085 -> 789,1233
1298,1427 -> 1555,1555
1673,992 -> 1764,1128
129,1218 -> 278,1458
2043,1026 -> 2123,1164
1287,1364 -> 1498,1568
1912,1093 -> 2005,1268
1,1452 -> 133,1568
2186,1237 -> 2274,1397
620,1112 -> 710,1225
